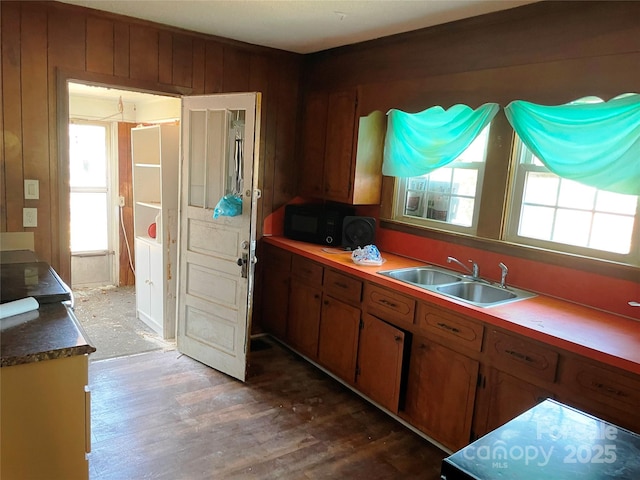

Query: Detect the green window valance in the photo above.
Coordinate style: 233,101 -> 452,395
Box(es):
504,94 -> 640,196
382,103 -> 499,177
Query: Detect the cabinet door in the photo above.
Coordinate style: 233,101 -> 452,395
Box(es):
299,91 -> 328,198
148,242 -> 164,328
323,89 -> 357,203
356,313 -> 405,413
478,368 -> 553,436
404,336 -> 479,451
287,282 -> 322,359
134,240 -> 151,319
317,295 -> 360,383
261,268 -> 290,339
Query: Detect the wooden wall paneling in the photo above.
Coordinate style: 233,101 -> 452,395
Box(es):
48,4 -> 87,275
86,17 -> 115,75
357,52 -> 640,119
172,34 -> 193,88
113,22 -> 130,78
129,25 -> 159,82
272,57 -> 300,209
48,7 -> 86,71
1,1 -> 23,232
222,47 -> 250,92
158,31 -> 173,85
117,122 -> 136,286
259,61 -> 279,230
305,1 -> 640,91
191,39 -> 206,94
21,3 -> 50,261
204,41 -> 223,93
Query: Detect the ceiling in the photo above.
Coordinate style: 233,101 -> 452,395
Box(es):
58,0 -> 538,54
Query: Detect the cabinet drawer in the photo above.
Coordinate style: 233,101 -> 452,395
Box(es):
416,302 -> 484,352
324,269 -> 362,304
363,283 -> 415,325
291,256 -> 323,286
486,329 -> 558,383
263,244 -> 291,272
559,357 -> 640,413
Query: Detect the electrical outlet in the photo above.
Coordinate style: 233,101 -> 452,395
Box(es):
23,207 -> 37,227
118,196 -> 125,207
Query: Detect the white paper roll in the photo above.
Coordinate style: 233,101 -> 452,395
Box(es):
0,297 -> 40,319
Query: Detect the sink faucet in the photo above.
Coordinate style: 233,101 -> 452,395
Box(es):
447,256 -> 479,280
498,262 -> 508,288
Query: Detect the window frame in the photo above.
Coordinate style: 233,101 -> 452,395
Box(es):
505,138 -> 640,265
390,123 -> 491,236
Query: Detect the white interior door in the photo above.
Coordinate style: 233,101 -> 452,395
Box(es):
177,93 -> 261,381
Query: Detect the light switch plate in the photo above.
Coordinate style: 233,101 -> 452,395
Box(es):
24,179 -> 39,199
23,208 -> 37,227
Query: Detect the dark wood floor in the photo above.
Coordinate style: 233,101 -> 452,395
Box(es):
89,337 -> 446,479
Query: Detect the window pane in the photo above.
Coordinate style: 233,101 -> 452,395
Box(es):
450,197 -> 474,227
519,205 -> 554,240
452,169 -> 478,196
69,124 -> 107,188
591,213 -> 634,254
426,193 -> 450,221
558,179 -> 595,210
523,172 -> 558,206
70,192 -> 108,251
553,209 -> 591,247
596,190 -> 637,215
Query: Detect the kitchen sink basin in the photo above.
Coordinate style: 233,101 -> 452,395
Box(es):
435,281 -> 536,307
378,267 -> 462,286
377,266 -> 536,307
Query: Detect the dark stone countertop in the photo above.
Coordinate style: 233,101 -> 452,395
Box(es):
0,300 -> 96,367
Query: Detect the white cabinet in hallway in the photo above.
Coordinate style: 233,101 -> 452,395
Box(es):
131,124 -> 179,338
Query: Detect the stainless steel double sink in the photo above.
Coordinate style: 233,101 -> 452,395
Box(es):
377,266 -> 535,308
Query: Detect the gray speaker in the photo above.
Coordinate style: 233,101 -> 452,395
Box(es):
341,216 -> 376,250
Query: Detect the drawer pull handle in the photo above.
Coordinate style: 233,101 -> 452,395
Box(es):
592,381 -> 628,397
505,349 -> 534,363
334,282 -> 348,289
380,299 -> 398,308
437,322 -> 460,334
394,335 -> 402,342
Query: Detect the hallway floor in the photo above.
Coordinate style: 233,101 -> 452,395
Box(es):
73,285 -> 175,361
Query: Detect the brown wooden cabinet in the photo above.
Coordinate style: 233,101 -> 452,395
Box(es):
298,91 -> 328,198
317,295 -> 361,382
286,256 -> 324,359
403,334 -> 479,451
356,313 -> 406,413
557,355 -> 640,433
298,88 -> 385,204
474,368 -> 554,438
260,244 -> 291,339
473,328 -> 558,438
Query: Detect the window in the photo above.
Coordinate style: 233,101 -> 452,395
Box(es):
506,137 -> 639,262
392,125 -> 490,234
69,122 -> 110,253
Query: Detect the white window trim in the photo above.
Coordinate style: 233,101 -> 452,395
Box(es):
505,138 -> 640,266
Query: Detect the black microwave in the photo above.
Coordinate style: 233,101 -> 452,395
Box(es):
284,203 -> 354,246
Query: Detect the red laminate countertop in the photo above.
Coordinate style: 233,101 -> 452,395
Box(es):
264,237 -> 640,375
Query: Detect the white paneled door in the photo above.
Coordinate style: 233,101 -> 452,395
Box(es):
177,93 -> 261,381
